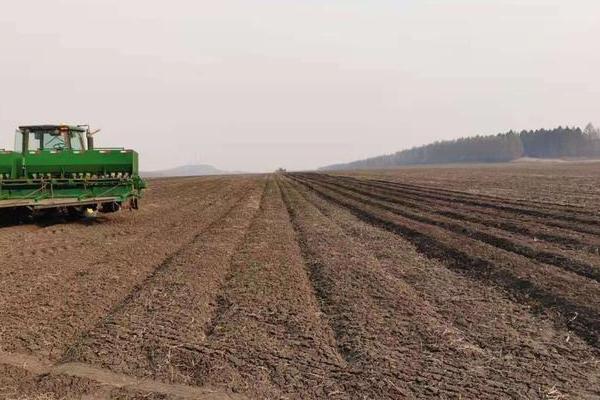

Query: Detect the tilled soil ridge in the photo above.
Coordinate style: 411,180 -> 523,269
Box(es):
289,173 -> 600,348
63,179 -> 266,382
284,175 -> 600,398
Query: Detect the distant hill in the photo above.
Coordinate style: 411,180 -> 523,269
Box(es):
321,124 -> 600,171
143,164 -> 233,178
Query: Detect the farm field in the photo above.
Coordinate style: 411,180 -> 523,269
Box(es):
1,164 -> 600,399
335,161 -> 600,207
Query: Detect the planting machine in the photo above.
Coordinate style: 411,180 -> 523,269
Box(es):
0,124 -> 146,217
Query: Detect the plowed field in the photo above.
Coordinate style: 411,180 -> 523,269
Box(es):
1,165 -> 600,399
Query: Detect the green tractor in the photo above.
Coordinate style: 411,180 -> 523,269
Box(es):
0,124 -> 146,218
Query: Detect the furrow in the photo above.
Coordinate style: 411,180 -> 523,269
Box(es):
163,176 -> 349,399
61,178 -> 266,383
346,175 -> 600,218
290,174 -> 600,348
284,175 -> 600,398
279,176 -> 536,399
324,174 -> 600,250
0,177 -> 252,358
323,173 -> 600,228
295,174 -> 600,283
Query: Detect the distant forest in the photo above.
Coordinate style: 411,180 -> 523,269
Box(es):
321,124 -> 600,171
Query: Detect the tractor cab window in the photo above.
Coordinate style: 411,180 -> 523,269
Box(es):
70,131 -> 85,151
14,129 -> 22,152
15,128 -> 86,152
40,132 -> 66,150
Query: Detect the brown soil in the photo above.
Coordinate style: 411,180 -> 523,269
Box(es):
1,167 -> 600,399
337,161 -> 600,207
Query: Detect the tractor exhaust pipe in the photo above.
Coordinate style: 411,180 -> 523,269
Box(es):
86,128 -> 101,150
87,135 -> 94,150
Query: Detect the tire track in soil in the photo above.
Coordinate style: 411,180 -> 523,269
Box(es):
284,176 -> 600,399
60,177 -> 266,382
278,177 -> 535,399
0,351 -> 246,400
161,176 -> 350,399
296,174 -> 600,283
289,174 -> 600,349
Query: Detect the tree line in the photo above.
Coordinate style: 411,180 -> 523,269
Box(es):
321,124 -> 600,171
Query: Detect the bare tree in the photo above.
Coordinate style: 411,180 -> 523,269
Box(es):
584,122 -> 600,139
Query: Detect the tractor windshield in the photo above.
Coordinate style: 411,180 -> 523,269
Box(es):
41,132 -> 66,150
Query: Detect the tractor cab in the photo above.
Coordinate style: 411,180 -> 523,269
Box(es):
15,125 -> 94,153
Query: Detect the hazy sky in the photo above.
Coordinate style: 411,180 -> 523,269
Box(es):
1,1 -> 599,171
